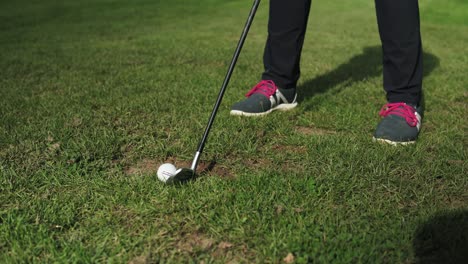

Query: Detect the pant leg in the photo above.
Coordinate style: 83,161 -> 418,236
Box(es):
375,0 -> 423,105
262,0 -> 312,89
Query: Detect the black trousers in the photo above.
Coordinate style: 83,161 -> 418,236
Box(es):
261,0 -> 423,105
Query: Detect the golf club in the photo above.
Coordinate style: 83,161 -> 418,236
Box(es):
165,0 -> 261,184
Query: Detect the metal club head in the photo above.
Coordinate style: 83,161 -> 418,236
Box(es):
165,168 -> 195,184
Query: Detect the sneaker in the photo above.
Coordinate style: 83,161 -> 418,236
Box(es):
373,102 -> 422,145
230,80 -> 297,116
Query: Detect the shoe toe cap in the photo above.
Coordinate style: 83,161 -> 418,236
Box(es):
231,94 -> 271,114
374,115 -> 419,142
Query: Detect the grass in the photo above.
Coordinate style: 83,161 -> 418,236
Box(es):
0,0 -> 467,263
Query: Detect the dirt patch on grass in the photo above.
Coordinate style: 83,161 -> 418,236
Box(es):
295,126 -> 337,136
125,157 -> 234,179
242,158 -> 272,170
176,232 -> 215,253
211,241 -> 243,262
175,232 -> 254,262
283,253 -> 295,263
124,159 -> 159,176
165,157 -> 235,179
128,255 -> 147,264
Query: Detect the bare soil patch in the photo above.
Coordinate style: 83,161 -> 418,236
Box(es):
176,232 -> 215,253
295,126 -> 337,136
125,157 -> 234,179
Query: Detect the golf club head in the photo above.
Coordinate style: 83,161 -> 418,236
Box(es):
166,168 -> 195,184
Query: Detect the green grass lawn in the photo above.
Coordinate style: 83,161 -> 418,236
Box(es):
1,0 -> 467,263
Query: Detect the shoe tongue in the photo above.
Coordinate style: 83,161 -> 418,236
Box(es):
258,84 -> 276,96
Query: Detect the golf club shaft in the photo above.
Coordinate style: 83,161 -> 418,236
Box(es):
190,0 -> 261,171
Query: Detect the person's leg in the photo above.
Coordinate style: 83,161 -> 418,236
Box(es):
262,0 -> 312,89
375,0 -> 423,105
373,0 -> 424,145
231,0 -> 312,116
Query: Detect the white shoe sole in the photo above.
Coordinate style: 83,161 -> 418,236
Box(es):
372,137 -> 416,146
230,102 -> 298,117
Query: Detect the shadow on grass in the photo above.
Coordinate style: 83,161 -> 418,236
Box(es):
413,210 -> 468,264
297,45 -> 440,109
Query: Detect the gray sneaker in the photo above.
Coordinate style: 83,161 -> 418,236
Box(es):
373,102 -> 423,145
230,80 -> 297,116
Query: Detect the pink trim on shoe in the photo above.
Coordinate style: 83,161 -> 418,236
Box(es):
245,80 -> 277,98
379,103 -> 418,127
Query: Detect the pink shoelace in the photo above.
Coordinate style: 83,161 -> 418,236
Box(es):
245,80 -> 277,98
379,103 -> 418,127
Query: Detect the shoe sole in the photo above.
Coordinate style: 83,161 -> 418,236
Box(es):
372,137 -> 416,146
230,102 -> 298,117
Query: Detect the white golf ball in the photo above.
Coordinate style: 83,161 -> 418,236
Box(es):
157,163 -> 177,182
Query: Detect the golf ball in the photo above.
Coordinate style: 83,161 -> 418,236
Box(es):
157,163 -> 177,182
